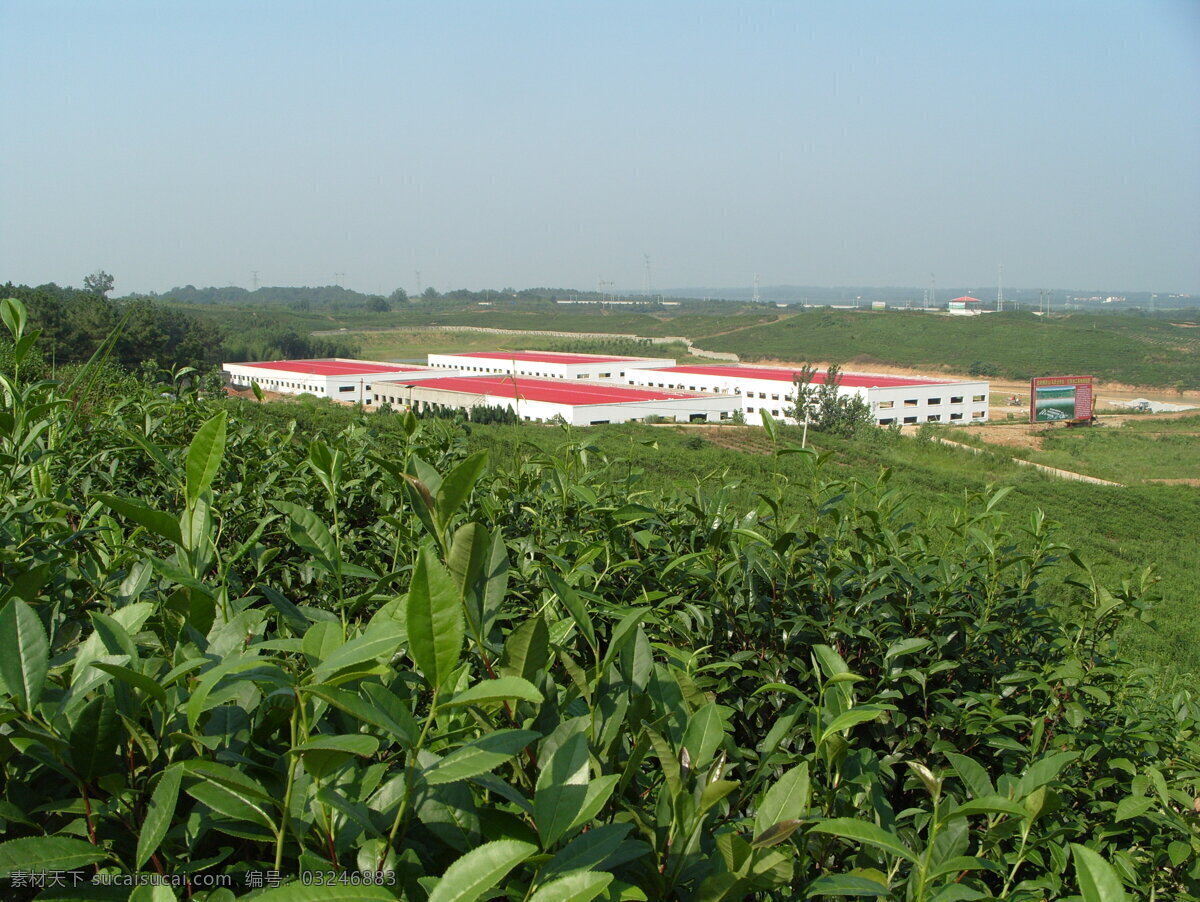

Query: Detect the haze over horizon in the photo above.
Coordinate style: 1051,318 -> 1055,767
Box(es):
3,1 -> 1198,297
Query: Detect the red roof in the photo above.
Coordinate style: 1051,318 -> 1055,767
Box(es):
388,375 -> 704,405
653,365 -> 950,388
446,351 -> 639,365
232,359 -> 428,377
951,296 -> 982,303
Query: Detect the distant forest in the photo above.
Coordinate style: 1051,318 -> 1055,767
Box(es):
0,282 -> 359,373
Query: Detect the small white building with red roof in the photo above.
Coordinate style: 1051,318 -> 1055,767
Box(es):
948,296 -> 983,315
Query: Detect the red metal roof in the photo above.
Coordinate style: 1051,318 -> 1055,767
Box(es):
388,375 -> 703,405
951,296 -> 982,303
446,351 -> 639,365
653,365 -> 950,388
232,359 -> 428,377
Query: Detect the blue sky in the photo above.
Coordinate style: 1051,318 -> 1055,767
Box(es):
2,1 -> 1197,295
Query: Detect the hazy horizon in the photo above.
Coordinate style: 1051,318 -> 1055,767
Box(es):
3,1 -> 1198,297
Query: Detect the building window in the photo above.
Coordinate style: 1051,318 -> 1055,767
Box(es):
904,399 -> 918,407
771,394 -> 779,400
879,418 -> 894,425
599,372 -> 611,378
972,394 -> 985,402
878,400 -> 894,409
927,415 -> 941,422
903,416 -> 917,424
338,385 -> 355,393
950,412 -> 963,420
747,406 -> 755,412
929,397 -> 941,405
577,374 -> 588,379
772,409 -> 779,416
951,395 -> 963,404
973,411 -> 986,419
758,392 -> 766,399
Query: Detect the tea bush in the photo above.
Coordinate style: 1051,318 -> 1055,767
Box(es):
1,299 -> 1197,900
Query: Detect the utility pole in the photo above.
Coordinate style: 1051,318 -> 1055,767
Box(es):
251,270 -> 260,291
415,271 -> 422,296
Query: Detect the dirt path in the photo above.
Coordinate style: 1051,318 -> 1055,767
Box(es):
930,437 -> 1124,486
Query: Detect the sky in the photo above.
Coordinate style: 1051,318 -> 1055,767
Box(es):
2,1 -> 1198,296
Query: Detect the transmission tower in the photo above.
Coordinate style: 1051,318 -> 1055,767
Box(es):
251,270 -> 259,291
752,273 -> 760,303
643,254 -> 653,297
996,264 -> 1004,312
334,272 -> 345,286
415,271 -> 422,295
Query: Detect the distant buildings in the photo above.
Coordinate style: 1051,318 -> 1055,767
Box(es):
224,350 -> 990,427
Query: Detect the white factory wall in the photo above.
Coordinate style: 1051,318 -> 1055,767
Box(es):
868,381 -> 990,425
426,354 -> 675,381
376,383 -> 737,426
627,370 -> 990,426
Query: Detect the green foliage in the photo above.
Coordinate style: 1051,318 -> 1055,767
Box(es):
702,309 -> 1200,388
791,362 -> 874,436
1,300 -> 1198,898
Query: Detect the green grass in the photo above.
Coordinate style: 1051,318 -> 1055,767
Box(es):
465,421 -> 1200,682
696,309 -> 1200,388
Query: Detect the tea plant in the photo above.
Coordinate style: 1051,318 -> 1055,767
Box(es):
0,299 -> 1197,900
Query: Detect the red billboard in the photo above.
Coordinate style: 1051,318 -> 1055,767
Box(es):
1030,375 -> 1094,423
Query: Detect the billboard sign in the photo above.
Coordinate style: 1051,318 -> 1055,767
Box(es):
1030,375 -> 1094,423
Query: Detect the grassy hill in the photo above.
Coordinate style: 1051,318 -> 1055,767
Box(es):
696,309 -> 1200,388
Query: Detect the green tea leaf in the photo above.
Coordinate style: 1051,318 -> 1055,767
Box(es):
1071,844 -> 1128,902
534,732 -> 591,848
69,695 -> 122,780
441,676 -> 544,709
423,729 -> 540,786
185,411 -> 227,506
136,764 -> 183,869
427,838 -> 536,902
528,870 -> 613,902
405,547 -> 464,692
682,702 -> 726,772
0,836 -> 108,876
95,493 -> 183,546
945,752 -> 995,800
819,705 -> 891,745
754,762 -> 810,838
0,598 -> 49,712
186,776 -> 276,830
273,501 -> 339,573
435,450 -> 489,529
808,818 -> 919,864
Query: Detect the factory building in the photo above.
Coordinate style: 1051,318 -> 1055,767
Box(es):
625,364 -> 989,425
372,375 -> 738,426
222,358 -> 448,405
426,350 -> 676,381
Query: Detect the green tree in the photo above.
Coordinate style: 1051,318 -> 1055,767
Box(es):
389,287 -> 409,305
791,362 -> 873,436
365,295 -> 391,313
83,270 -> 114,297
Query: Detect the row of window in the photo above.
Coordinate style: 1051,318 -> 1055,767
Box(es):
877,394 -> 985,409
878,411 -> 987,425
